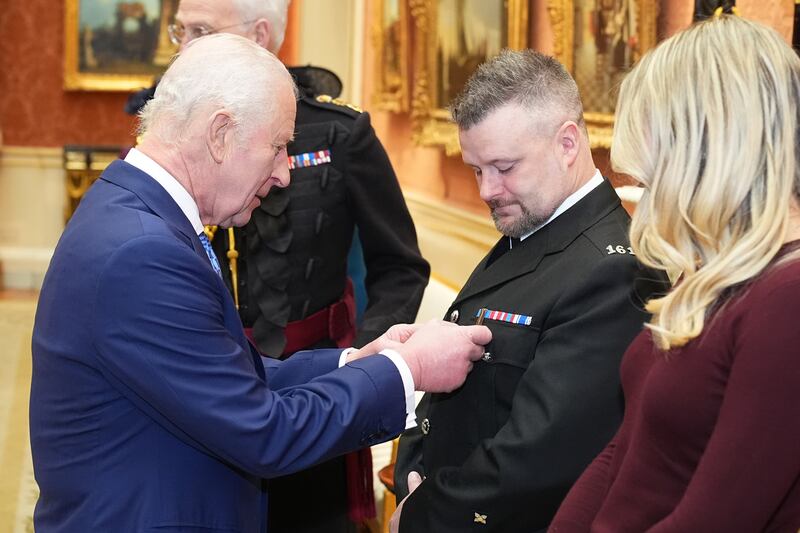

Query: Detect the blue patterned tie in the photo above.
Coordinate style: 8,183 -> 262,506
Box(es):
198,232 -> 222,277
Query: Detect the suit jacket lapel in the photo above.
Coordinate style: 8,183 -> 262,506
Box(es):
453,227 -> 549,305
100,160 -> 264,372
452,179 -> 622,305
100,159 -> 207,261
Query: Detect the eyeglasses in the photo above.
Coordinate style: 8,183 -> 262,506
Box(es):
167,20 -> 258,46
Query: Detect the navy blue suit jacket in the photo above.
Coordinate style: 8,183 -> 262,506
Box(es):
30,160 -> 406,532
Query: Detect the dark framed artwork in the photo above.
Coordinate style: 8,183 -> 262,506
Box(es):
548,0 -> 658,148
64,0 -> 179,91
410,0 -> 529,155
372,0 -> 411,112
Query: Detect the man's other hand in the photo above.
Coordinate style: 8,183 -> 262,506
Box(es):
389,471 -> 423,533
398,320 -> 491,392
346,323 -> 421,362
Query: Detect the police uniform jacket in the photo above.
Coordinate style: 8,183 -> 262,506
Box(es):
213,67 -> 430,356
395,179 -> 670,532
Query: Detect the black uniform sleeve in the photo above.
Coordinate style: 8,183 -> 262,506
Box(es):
346,112 -> 430,347
398,254 -> 658,532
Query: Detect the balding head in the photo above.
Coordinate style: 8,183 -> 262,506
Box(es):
173,0 -> 290,54
232,0 -> 291,53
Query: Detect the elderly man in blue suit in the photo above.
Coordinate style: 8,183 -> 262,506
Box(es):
30,34 -> 491,533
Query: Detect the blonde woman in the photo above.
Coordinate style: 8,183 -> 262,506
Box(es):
549,15 -> 800,532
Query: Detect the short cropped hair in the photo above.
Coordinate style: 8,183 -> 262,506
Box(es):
450,48 -> 585,132
138,33 -> 295,143
233,0 -> 291,53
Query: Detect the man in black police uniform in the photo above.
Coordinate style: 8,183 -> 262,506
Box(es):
391,50 -> 669,532
136,1 -> 430,532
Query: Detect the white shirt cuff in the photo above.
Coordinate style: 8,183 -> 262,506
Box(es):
379,349 -> 417,429
339,348 -> 355,368
340,348 -> 417,429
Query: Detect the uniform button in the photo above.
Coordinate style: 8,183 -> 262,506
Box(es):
421,418 -> 431,435
449,309 -> 459,323
481,352 -> 492,362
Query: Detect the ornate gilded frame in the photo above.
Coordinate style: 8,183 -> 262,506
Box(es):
64,0 -> 178,91
371,0 -> 411,112
410,0 -> 529,155
547,0 -> 658,148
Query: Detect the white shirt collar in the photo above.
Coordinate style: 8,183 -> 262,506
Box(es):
124,148 -> 204,235
516,169 -> 604,245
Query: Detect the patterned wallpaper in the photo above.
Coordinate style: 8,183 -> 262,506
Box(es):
660,0 -> 793,41
0,0 -> 139,148
0,0 -> 794,150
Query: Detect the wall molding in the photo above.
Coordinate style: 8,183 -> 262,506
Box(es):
0,146 -> 62,169
403,190 -> 498,288
0,145 -> 64,290
403,190 -> 499,249
0,246 -> 53,290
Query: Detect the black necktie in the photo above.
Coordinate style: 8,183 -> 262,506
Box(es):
487,237 -> 519,267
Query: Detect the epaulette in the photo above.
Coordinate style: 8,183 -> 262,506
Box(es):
314,94 -> 363,114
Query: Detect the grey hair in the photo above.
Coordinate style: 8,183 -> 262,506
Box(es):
138,33 -> 295,143
232,0 -> 291,53
450,48 -> 585,133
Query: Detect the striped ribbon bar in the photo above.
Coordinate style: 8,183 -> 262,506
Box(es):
288,149 -> 332,170
475,308 -> 533,326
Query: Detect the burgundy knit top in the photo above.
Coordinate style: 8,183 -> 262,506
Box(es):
550,243 -> 800,532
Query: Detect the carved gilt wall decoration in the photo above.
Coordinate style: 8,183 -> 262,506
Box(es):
548,0 -> 658,148
372,0 -> 411,112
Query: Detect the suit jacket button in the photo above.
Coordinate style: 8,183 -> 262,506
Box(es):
481,351 -> 492,362
421,418 -> 431,435
449,310 -> 459,323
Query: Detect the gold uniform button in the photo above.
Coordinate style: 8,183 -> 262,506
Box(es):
421,418 -> 431,435
449,309 -> 459,323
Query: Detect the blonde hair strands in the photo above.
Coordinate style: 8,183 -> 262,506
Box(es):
612,16 -> 800,350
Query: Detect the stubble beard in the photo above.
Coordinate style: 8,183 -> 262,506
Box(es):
490,201 -> 554,239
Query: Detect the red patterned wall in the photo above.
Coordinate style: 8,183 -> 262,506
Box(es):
0,0 -> 302,148
0,0 -> 138,147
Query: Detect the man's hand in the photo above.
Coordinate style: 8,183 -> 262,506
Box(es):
397,320 -> 491,392
389,471 -> 423,533
346,323 -> 421,363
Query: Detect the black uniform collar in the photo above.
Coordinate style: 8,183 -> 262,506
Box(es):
453,178 -> 621,305
287,65 -> 342,99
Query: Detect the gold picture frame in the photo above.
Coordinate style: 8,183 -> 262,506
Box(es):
372,0 -> 411,112
410,0 -> 529,155
64,0 -> 179,91
548,0 -> 658,148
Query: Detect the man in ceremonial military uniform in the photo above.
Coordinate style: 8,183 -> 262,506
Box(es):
391,50 -> 669,532
149,1 -> 430,532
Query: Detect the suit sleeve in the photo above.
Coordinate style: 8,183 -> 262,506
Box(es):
346,112 -> 430,346
400,254 -> 652,532
92,236 -> 407,479
258,348 -> 341,390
